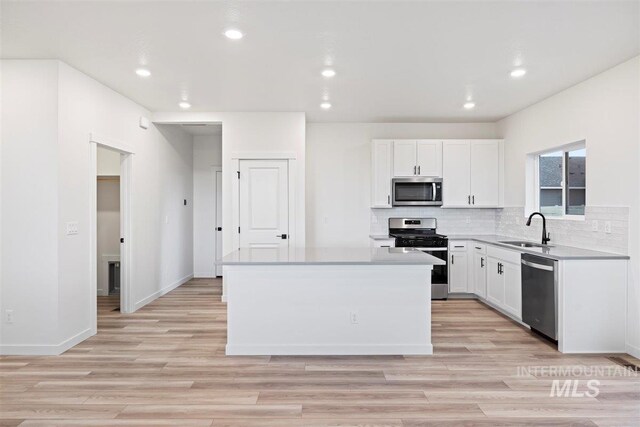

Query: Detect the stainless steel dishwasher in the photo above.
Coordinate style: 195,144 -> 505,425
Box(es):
521,254 -> 558,341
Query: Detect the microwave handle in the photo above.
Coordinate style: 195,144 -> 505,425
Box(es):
432,182 -> 437,201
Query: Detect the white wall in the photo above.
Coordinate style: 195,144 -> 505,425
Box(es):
193,133 -> 222,277
1,60 -> 195,354
496,56 -> 640,357
97,146 -> 121,176
1,60 -> 60,350
305,123 -> 498,247
152,112 -> 306,256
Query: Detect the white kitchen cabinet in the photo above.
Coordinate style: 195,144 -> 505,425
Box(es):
472,244 -> 487,298
393,140 -> 418,177
486,257 -> 504,306
442,141 -> 471,206
416,140 -> 442,176
371,140 -> 393,208
470,141 -> 501,207
370,237 -> 395,248
448,241 -> 468,293
442,140 -> 502,208
393,140 -> 442,177
502,261 -> 522,320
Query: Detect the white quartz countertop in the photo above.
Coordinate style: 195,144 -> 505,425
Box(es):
448,234 -> 629,261
220,247 -> 447,266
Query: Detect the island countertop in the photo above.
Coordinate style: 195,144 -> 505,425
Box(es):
220,247 -> 446,266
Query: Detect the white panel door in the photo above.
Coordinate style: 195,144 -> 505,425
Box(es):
393,140 -> 417,177
371,140 -> 393,208
239,160 -> 289,249
503,261 -> 522,319
486,257 -> 504,306
448,251 -> 468,293
416,140 -> 442,177
473,252 -> 487,298
442,141 -> 471,206
470,141 -> 500,207
215,170 -> 223,277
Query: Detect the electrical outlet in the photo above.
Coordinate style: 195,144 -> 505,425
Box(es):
350,311 -> 359,324
65,222 -> 79,235
466,216 -> 471,224
604,221 -> 612,234
592,220 -> 599,232
5,310 -> 14,324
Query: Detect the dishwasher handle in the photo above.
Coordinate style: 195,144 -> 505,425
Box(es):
521,259 -> 554,272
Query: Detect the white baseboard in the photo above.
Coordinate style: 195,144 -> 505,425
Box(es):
194,272 -> 215,278
0,327 -> 94,356
626,342 -> 640,359
133,273 -> 193,311
225,344 -> 433,356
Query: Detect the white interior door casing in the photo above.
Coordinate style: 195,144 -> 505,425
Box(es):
239,160 -> 289,249
215,170 -> 223,276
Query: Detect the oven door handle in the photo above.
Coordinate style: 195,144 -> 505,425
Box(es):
412,247 -> 448,252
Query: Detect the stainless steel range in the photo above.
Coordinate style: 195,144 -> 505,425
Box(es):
388,218 -> 448,299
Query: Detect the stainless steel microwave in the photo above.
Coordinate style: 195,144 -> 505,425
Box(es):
392,177 -> 443,206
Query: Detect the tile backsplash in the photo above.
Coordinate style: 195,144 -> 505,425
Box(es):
496,206 -> 628,255
371,206 -> 629,255
371,207 -> 498,235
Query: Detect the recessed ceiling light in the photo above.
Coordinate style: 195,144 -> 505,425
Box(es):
320,102 -> 332,110
510,68 -> 527,78
224,29 -> 244,40
135,68 -> 151,77
321,69 -> 336,78
463,102 -> 476,110
179,101 -> 191,109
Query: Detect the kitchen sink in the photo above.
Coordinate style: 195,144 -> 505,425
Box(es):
499,240 -> 553,248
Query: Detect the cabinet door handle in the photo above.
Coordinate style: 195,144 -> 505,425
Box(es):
413,165 -> 417,175
451,254 -> 454,265
472,195 -> 475,205
481,257 -> 484,268
417,165 -> 421,175
387,195 -> 390,205
468,195 -> 471,205
454,245 -> 464,248
497,263 -> 501,274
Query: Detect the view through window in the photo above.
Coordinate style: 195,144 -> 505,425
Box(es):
538,145 -> 586,216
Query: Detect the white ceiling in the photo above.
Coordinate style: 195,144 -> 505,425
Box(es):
2,1 -> 638,122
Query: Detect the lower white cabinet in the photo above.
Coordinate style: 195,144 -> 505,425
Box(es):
448,241 -> 469,293
502,261 -> 522,319
486,257 -> 504,306
370,238 -> 395,248
485,245 -> 522,320
472,245 -> 487,298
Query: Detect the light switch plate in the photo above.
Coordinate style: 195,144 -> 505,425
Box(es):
604,221 -> 612,234
66,221 -> 79,235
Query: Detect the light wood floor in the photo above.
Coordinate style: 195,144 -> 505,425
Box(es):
1,278 -> 639,426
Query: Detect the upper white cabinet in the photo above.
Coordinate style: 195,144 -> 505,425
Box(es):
371,140 -> 393,208
442,140 -> 503,208
393,140 -> 442,177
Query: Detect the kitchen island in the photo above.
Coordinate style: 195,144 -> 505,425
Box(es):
220,247 -> 445,356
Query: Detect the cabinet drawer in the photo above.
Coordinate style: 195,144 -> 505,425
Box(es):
472,243 -> 487,254
449,241 -> 467,252
487,245 -> 521,265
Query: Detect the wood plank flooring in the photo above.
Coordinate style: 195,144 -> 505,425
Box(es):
1,278 -> 639,426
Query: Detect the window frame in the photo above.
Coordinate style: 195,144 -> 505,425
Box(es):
529,140 -> 586,221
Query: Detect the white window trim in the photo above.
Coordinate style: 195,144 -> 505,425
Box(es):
526,140 -> 586,221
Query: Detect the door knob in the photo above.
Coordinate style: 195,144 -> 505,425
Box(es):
277,234 -> 288,240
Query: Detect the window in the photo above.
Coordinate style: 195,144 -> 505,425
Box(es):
537,143 -> 586,217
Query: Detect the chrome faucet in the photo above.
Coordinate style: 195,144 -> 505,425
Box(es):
526,212 -> 551,245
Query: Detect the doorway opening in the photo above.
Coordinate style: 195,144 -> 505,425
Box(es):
96,146 -> 122,313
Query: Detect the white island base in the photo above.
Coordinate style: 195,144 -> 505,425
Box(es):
222,248 -> 440,356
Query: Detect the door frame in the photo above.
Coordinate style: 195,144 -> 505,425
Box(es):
212,166 -> 222,277
231,152 -> 297,251
89,133 -> 134,335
